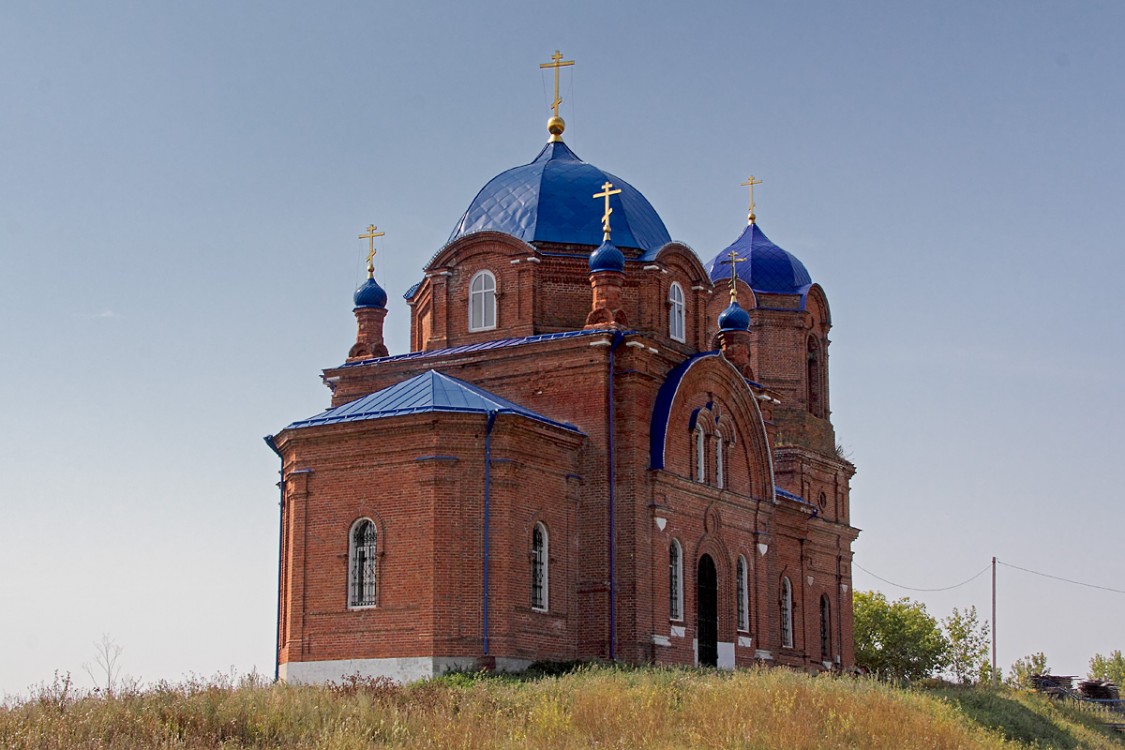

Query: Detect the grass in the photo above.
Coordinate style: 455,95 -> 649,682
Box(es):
2,666 -> 1123,749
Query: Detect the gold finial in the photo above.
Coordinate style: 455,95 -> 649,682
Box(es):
593,181 -> 622,241
358,224 -> 385,279
721,248 -> 746,303
740,175 -> 763,224
540,49 -> 574,142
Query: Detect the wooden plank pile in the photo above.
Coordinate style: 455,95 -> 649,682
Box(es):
1077,679 -> 1120,701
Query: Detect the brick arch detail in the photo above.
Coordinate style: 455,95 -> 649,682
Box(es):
691,534 -> 734,639
650,354 -> 774,500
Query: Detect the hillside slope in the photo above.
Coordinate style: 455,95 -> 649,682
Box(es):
2,667 -> 1122,749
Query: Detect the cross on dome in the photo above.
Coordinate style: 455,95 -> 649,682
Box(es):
539,49 -> 574,142
358,224 -> 384,278
593,181 -> 622,241
721,248 -> 745,303
740,175 -> 763,225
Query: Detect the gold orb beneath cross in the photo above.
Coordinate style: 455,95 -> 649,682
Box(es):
547,116 -> 566,136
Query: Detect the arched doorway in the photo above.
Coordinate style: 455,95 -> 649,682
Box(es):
697,554 -> 718,667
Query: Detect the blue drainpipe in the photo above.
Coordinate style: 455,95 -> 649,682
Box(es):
263,434 -> 284,683
607,331 -> 625,661
482,410 -> 498,655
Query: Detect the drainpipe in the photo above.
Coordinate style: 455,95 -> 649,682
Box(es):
482,411 -> 498,655
607,331 -> 625,660
263,434 -> 285,683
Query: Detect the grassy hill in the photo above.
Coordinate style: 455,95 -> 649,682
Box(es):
3,666 -> 1122,749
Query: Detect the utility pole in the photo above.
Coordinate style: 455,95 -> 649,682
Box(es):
992,556 -> 998,687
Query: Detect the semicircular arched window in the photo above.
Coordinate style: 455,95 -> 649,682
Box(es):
780,576 -> 794,648
469,270 -> 497,331
669,282 -> 686,343
349,519 -> 378,608
531,522 -> 548,611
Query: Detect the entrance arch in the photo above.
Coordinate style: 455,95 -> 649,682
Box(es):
696,554 -> 718,667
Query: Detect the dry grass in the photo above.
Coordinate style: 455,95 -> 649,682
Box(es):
3,666 -> 1121,749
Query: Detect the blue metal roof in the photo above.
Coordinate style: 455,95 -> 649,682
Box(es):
775,487 -> 814,507
448,141 -> 672,253
340,328 -> 608,367
706,223 -> 812,298
287,369 -> 583,433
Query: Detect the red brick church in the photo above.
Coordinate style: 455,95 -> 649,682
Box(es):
266,57 -> 858,683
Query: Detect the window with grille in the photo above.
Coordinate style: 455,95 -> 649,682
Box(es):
820,595 -> 832,661
469,270 -> 497,331
349,519 -> 378,608
531,523 -> 548,611
694,425 -> 706,483
714,433 -> 725,489
781,577 -> 794,648
737,556 -> 749,631
669,282 -> 685,342
669,539 -> 683,620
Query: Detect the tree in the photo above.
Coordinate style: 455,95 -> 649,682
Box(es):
942,605 -> 991,684
82,633 -> 124,694
853,591 -> 949,681
1088,650 -> 1125,686
1008,652 -> 1049,689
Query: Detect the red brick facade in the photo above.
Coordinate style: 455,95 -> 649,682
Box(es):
270,183 -> 858,683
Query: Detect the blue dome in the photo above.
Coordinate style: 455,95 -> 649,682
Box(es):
707,223 -> 812,297
718,300 -> 750,331
589,239 -> 625,272
449,141 -> 672,253
354,277 -> 388,309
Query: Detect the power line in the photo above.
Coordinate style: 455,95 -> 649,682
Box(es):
997,560 -> 1125,596
853,561 -> 991,592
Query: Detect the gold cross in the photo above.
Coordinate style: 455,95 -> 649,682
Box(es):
539,49 -> 574,119
740,175 -> 763,224
721,249 -> 746,303
593,181 -> 622,241
358,224 -> 384,278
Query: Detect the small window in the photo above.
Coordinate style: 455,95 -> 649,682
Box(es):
820,594 -> 832,661
469,270 -> 497,331
694,425 -> 706,483
780,576 -> 794,648
349,519 -> 378,608
737,555 -> 749,631
807,336 -> 825,418
714,433 -> 724,490
669,282 -> 686,342
531,522 -> 548,611
669,539 -> 683,620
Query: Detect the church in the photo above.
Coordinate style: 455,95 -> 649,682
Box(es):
266,53 -> 859,683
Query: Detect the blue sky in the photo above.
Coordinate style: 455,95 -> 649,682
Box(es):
2,1 -> 1122,695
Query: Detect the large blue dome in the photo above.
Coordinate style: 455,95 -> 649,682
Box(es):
448,141 -> 671,253
707,223 -> 812,297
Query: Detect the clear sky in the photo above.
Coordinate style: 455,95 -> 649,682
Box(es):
2,1 -> 1122,696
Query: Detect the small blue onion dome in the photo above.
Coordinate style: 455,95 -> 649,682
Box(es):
589,238 -> 626,273
353,277 -> 388,309
718,300 -> 751,331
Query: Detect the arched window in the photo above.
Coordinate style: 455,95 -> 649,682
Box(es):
469,270 -> 497,331
807,336 -> 824,418
669,539 -> 683,620
714,432 -> 725,490
736,555 -> 749,632
349,519 -> 378,608
820,594 -> 832,661
780,576 -> 794,648
531,522 -> 548,611
694,425 -> 707,483
669,282 -> 686,342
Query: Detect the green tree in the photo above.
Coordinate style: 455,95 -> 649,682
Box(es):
1088,650 -> 1125,685
1008,652 -> 1049,689
853,591 -> 949,681
942,605 -> 990,684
